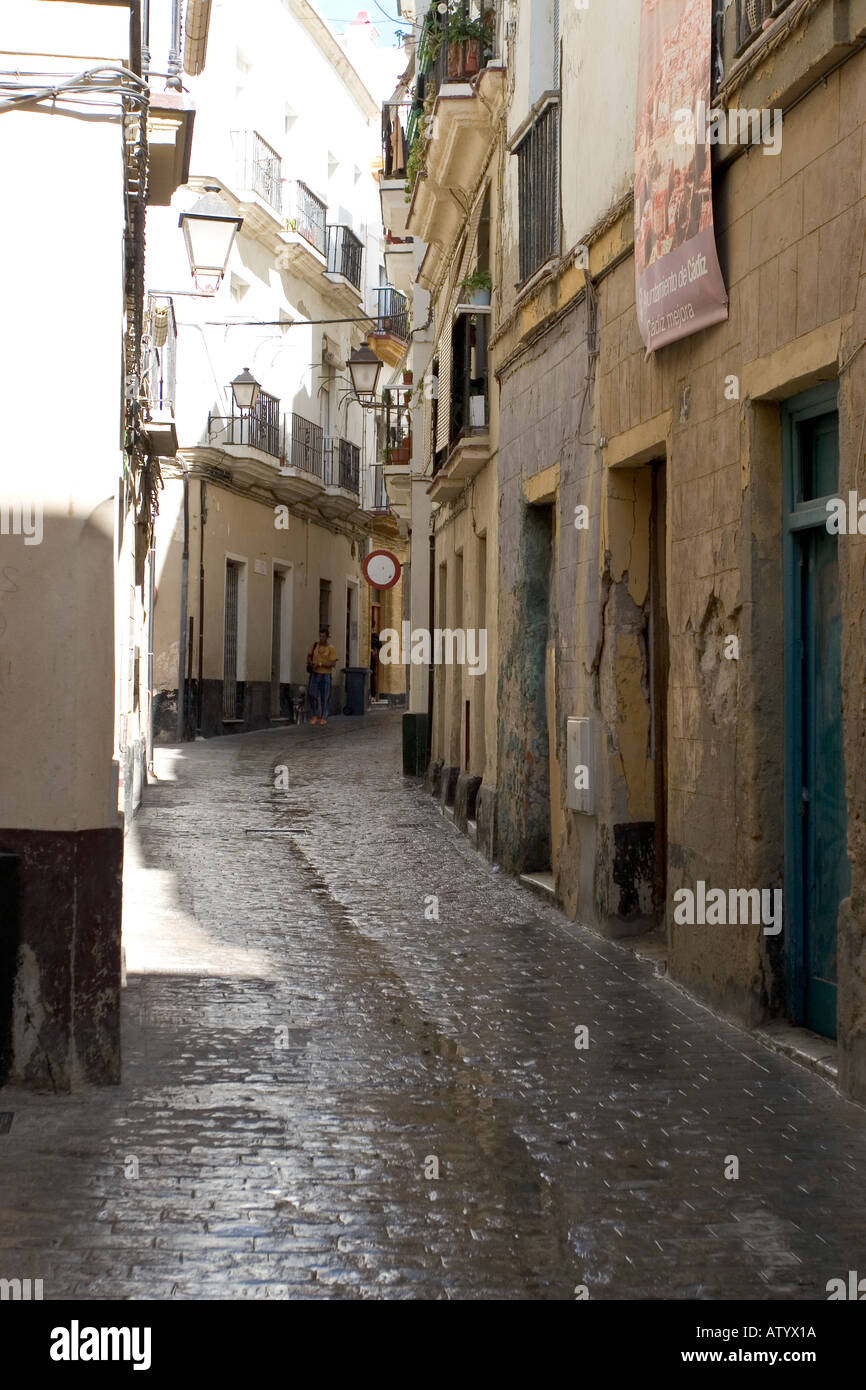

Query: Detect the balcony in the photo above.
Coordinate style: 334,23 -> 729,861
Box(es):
320,436 -> 361,518
366,464 -> 392,516
285,412 -> 324,479
368,286 -> 409,368
429,308 -> 490,503
384,231 -> 413,297
379,99 -> 412,238
326,222 -> 364,293
293,181 -> 328,254
279,181 -> 329,283
142,294 -> 178,457
231,129 -> 282,211
406,3 -> 505,286
201,400 -> 326,504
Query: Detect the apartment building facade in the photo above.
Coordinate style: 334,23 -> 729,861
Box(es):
392,0 -> 866,1102
147,0 -> 407,738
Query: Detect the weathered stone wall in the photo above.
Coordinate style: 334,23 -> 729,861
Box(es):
496,301 -> 591,878
592,46 -> 866,1082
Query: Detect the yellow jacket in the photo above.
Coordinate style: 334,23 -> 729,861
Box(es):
309,642 -> 338,674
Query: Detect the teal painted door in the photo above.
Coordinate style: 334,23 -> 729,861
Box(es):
783,387 -> 849,1039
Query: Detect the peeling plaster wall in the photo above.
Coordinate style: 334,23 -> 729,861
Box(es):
594,35 -> 866,1084
496,302 -> 592,878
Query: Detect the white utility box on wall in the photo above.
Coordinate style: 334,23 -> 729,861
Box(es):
566,717 -> 594,814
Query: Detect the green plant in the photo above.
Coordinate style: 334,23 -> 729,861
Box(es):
404,118 -> 427,198
448,10 -> 484,44
458,267 -> 493,296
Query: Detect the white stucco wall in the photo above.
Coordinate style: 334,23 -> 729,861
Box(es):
0,4 -> 130,830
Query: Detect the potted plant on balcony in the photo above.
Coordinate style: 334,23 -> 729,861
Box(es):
447,5 -> 495,77
458,267 -> 492,306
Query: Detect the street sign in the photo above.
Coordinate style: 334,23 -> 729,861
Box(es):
363,549 -> 401,590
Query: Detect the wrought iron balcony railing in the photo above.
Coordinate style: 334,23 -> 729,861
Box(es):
421,1 -> 496,95
324,437 -> 360,495
212,389 -> 282,457
373,286 -> 408,341
291,181 -> 328,255
326,224 -> 363,290
368,464 -> 391,513
286,413 -> 323,475
231,129 -> 283,211
207,401 -> 325,476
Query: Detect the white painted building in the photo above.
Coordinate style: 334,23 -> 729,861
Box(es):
146,0 -> 408,737
0,0 -> 201,1088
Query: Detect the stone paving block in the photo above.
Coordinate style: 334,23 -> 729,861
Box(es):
0,711 -> 865,1299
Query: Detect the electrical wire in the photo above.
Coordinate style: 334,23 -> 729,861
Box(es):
0,65 -> 148,116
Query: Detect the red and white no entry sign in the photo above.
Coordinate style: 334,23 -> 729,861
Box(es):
363,549 -> 401,590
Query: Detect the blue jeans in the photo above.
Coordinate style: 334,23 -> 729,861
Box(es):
309,672 -> 331,720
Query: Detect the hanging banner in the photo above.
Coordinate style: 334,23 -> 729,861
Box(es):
634,0 -> 728,353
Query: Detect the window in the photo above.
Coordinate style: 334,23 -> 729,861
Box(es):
319,579 -> 331,631
736,0 -> 794,52
516,100 -> 558,284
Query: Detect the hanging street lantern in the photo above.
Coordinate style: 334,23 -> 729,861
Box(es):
346,343 -> 383,403
178,186 -> 243,293
230,367 -> 261,414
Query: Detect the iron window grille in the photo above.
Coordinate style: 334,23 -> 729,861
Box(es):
516,100 -> 559,285
449,309 -> 489,449
231,130 -> 283,211
327,225 -> 363,290
736,0 -> 794,52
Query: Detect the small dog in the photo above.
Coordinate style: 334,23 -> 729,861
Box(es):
291,685 -> 308,725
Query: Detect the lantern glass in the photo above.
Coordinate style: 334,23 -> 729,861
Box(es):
231,367 -> 261,412
178,190 -> 242,288
347,344 -> 382,400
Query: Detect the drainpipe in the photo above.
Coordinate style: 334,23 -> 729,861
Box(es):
146,539 -> 155,775
177,468 -> 189,741
426,526 -> 435,764
167,0 -> 183,90
197,479 -> 207,731
141,0 -> 150,76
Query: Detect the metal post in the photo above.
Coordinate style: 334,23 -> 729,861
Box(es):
146,540 -> 155,774
177,469 -> 189,741
167,0 -> 183,90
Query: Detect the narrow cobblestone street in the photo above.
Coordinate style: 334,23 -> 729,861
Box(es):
1,710 -> 864,1300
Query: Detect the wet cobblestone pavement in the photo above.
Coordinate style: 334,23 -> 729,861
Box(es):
1,709 -> 865,1300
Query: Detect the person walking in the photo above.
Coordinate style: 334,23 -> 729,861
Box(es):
307,628 -> 338,725
370,628 -> 381,701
